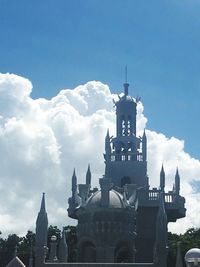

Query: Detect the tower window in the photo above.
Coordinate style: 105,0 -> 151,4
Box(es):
122,119 -> 126,136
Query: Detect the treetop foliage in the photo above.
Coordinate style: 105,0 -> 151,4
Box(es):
0,226 -> 199,267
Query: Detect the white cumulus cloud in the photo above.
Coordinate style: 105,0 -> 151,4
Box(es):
0,73 -> 199,237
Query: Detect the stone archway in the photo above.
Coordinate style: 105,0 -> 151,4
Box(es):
80,241 -> 96,262
114,242 -> 132,263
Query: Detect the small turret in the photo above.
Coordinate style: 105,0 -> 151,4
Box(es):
175,168 -> 180,195
160,165 -> 165,192
86,164 -> 91,186
68,169 -> 81,218
142,130 -> 147,162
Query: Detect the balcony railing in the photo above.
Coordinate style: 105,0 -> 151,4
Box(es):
148,189 -> 178,203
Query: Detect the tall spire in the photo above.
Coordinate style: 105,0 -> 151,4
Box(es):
36,193 -> 48,246
125,65 -> 128,83
40,192 -> 46,213
175,168 -> 180,195
35,193 -> 48,267
86,164 -> 91,186
123,65 -> 129,96
160,165 -> 165,192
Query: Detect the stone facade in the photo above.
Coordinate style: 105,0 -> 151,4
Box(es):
34,82 -> 186,267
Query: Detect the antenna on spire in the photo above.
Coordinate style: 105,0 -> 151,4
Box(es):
125,65 -> 128,83
123,65 -> 129,96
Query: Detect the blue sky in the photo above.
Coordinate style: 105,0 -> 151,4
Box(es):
0,0 -> 200,158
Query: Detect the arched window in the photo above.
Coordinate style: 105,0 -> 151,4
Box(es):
121,176 -> 131,187
80,241 -> 96,262
122,119 -> 126,136
114,242 -> 132,263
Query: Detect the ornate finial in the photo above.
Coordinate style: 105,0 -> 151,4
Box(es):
123,65 -> 129,96
125,65 -> 128,83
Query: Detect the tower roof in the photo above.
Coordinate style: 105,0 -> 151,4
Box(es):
6,257 -> 26,267
40,192 -> 46,213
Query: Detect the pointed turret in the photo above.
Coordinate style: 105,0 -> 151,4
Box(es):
175,168 -> 180,195
36,193 -> 48,247
172,184 -> 175,192
86,164 -> 91,186
72,169 -> 77,197
78,166 -> 91,204
160,165 -> 165,192
142,130 -> 147,162
105,129 -> 111,161
58,228 -> 68,262
35,193 -> 48,267
68,169 -> 81,218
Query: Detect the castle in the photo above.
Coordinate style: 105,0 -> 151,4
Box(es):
34,82 -> 186,267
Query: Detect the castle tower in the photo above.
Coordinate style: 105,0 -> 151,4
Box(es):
67,80 -> 186,265
104,83 -> 148,189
